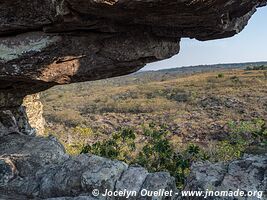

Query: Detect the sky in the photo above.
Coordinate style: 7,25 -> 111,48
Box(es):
143,7 -> 267,71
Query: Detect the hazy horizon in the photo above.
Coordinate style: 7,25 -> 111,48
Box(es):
143,7 -> 267,71
141,60 -> 267,72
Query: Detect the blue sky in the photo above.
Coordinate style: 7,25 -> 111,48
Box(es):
144,7 -> 267,71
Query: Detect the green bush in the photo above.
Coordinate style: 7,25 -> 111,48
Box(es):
228,119 -> 267,144
214,140 -> 246,161
78,119 -> 267,188
217,73 -> 224,78
80,125 -> 201,188
81,128 -> 136,162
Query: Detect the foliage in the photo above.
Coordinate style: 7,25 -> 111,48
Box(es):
42,68 -> 267,188
208,119 -> 267,161
81,125 -> 202,188
213,140 -> 246,161
217,73 -> 224,78
56,118 -> 267,188
228,119 -> 267,144
81,128 -> 136,162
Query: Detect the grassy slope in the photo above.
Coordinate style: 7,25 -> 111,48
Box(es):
41,68 -> 267,155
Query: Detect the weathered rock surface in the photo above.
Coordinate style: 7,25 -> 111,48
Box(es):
0,131 -> 266,199
0,133 -> 178,200
23,94 -> 45,135
0,93 -> 44,136
184,154 -> 267,200
0,88 -> 43,143
0,106 -> 36,137
0,0 -> 266,94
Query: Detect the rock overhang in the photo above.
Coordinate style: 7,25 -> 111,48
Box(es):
0,0 -> 266,96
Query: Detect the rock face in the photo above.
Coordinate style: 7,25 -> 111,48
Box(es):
0,132 -> 266,199
23,94 -> 45,135
184,154 -> 267,200
0,93 -> 44,137
0,133 -> 178,200
0,106 -> 36,137
0,0 -> 266,95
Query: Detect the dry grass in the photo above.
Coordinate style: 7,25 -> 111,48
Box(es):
41,69 -> 267,152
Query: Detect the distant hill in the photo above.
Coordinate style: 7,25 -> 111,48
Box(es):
115,61 -> 267,85
62,61 -> 267,88
153,61 -> 267,73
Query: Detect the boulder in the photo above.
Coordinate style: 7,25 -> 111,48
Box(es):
0,133 -> 266,199
184,154 -> 267,200
0,133 -> 178,199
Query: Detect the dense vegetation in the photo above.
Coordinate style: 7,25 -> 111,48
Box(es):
41,66 -> 267,187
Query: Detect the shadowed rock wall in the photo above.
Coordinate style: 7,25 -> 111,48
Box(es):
0,0 -> 266,94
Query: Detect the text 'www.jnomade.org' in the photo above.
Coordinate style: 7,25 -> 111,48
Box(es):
91,188 -> 264,199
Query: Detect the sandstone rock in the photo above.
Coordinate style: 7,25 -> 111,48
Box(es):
0,93 -> 45,137
115,166 -> 148,200
0,158 -> 17,187
0,133 -> 266,199
138,172 -> 178,200
23,94 -> 45,135
184,154 -> 267,200
12,106 -> 37,136
0,133 -> 178,199
0,0 -> 266,94
0,110 -> 19,137
0,92 -> 24,109
81,156 -> 128,197
0,107 -> 36,137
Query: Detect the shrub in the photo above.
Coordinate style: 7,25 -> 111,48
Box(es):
214,140 -> 246,161
81,128 -> 136,162
158,88 -> 193,102
227,119 -> 267,144
80,125 -> 201,188
204,119 -> 267,161
217,73 -> 224,78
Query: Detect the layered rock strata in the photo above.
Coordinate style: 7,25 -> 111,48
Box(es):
0,0 -> 266,94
